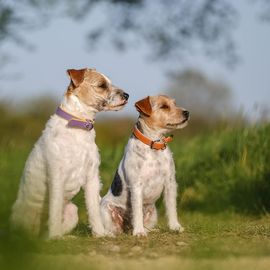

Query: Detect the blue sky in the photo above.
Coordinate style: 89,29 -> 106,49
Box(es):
0,0 -> 269,118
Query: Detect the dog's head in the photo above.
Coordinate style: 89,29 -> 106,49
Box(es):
135,95 -> 189,131
66,68 -> 129,112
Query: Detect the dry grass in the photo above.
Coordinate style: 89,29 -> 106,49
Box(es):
1,213 -> 270,270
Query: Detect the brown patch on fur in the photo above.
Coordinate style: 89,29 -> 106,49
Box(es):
65,69 -> 109,107
67,69 -> 87,87
109,204 -> 156,233
109,205 -> 133,233
137,95 -> 187,130
66,68 -> 107,97
66,69 -> 86,97
143,205 -> 155,224
66,83 -> 75,97
76,72 -> 109,108
64,68 -> 127,111
135,96 -> 152,116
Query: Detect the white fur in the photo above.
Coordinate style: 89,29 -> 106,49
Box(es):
101,119 -> 184,237
11,95 -> 107,238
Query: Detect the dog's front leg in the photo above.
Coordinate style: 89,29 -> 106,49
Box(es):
48,179 -> 64,239
164,176 -> 184,232
85,165 -> 105,237
131,184 -> 146,237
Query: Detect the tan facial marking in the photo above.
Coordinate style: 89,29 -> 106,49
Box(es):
67,68 -> 87,88
65,68 -> 128,111
135,96 -> 152,116
135,95 -> 189,130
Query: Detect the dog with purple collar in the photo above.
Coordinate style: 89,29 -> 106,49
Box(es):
11,68 -> 129,239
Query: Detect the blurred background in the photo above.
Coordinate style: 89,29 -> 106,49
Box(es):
0,0 -> 269,119
0,0 -> 270,232
0,2 -> 270,269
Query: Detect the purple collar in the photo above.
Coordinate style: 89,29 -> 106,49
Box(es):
56,106 -> 94,131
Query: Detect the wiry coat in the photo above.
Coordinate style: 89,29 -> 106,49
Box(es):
11,68 -> 128,238
101,95 -> 189,236
11,99 -> 101,237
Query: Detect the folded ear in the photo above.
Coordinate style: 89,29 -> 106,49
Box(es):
135,96 -> 152,116
67,68 -> 87,87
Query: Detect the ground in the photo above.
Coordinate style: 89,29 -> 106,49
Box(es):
1,213 -> 270,270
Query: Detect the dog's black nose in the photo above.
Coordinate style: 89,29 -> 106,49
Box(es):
182,110 -> 190,119
123,92 -> 129,100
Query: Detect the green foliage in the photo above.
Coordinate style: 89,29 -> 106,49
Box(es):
175,124 -> 270,214
0,102 -> 270,269
0,102 -> 269,226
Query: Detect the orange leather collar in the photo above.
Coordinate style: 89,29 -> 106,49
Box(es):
133,126 -> 173,150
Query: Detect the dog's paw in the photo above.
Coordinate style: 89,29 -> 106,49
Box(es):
48,228 -> 64,240
92,228 -> 117,238
47,233 -> 64,240
169,223 -> 185,233
103,231 -> 116,238
133,229 -> 147,237
92,231 -> 106,238
91,227 -> 106,238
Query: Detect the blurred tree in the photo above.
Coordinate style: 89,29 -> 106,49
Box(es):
167,69 -> 233,122
0,0 -> 269,66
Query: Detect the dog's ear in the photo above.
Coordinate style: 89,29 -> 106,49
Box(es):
67,68 -> 87,87
135,96 -> 152,117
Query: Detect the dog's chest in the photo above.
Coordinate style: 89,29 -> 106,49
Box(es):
66,142 -> 98,194
45,125 -> 100,200
140,149 -> 172,202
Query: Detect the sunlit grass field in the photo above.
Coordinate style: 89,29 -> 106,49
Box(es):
0,105 -> 270,270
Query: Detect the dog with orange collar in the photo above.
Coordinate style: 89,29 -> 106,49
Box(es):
101,95 -> 189,237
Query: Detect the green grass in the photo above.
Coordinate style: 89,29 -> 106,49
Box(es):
175,124 -> 270,214
1,213 -> 270,270
0,109 -> 270,269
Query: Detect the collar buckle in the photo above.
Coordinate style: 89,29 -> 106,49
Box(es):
150,139 -> 166,150
160,144 -> 167,150
84,120 -> 93,131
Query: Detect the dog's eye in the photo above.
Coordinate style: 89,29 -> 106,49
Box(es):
99,83 -> 107,89
160,104 -> 169,109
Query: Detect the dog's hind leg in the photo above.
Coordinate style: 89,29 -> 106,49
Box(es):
10,167 -> 47,236
11,199 -> 43,235
100,201 -> 124,236
62,202 -> 79,235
